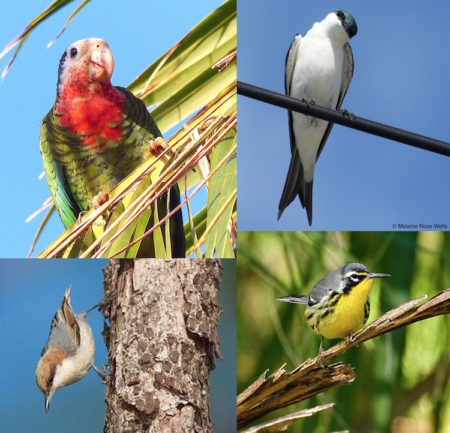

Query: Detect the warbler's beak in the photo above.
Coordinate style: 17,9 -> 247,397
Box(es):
45,390 -> 54,413
367,272 -> 390,279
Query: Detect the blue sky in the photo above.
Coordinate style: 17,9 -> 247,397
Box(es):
0,0 -> 222,257
238,1 -> 450,231
0,259 -> 236,433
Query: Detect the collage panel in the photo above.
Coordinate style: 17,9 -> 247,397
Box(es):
238,2 -> 450,230
0,0 -> 236,259
237,231 -> 449,432
0,259 -> 236,432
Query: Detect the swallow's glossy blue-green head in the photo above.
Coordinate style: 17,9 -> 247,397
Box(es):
336,10 -> 357,38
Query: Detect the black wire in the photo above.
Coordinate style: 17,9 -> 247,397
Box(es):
237,81 -> 450,157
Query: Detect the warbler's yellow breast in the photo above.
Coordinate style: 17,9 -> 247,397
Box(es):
305,278 -> 374,339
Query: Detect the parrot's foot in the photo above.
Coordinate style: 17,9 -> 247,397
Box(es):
149,137 -> 174,156
77,211 -> 87,225
199,117 -> 217,133
92,191 -> 109,209
93,364 -> 108,384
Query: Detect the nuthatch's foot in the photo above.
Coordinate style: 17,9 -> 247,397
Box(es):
92,191 -> 109,209
149,136 -> 174,156
93,364 -> 108,384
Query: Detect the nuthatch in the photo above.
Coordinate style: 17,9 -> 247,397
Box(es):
36,286 -> 95,412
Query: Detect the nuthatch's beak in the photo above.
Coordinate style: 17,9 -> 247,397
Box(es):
367,272 -> 391,279
89,41 -> 114,82
45,390 -> 54,413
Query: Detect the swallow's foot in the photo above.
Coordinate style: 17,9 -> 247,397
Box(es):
92,191 -> 109,209
342,108 -> 356,121
149,136 -> 174,156
309,98 -> 316,105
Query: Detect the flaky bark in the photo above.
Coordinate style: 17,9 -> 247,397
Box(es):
102,259 -> 222,433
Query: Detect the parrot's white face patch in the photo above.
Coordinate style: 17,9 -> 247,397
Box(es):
57,38 -> 112,97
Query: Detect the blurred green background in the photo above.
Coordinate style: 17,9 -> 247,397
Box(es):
237,232 -> 450,433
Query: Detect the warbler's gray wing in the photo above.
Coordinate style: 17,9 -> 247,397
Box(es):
42,287 -> 80,356
308,268 -> 343,304
279,34 -> 311,220
315,42 -> 354,161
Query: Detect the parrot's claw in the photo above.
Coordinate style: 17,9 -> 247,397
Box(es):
77,211 -> 87,225
149,137 -> 174,156
92,191 -> 109,209
199,117 -> 217,133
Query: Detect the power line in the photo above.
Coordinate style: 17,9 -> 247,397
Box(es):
237,81 -> 450,157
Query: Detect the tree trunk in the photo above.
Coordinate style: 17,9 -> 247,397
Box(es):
102,259 -> 222,433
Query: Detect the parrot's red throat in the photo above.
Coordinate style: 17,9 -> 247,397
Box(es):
56,77 -> 126,149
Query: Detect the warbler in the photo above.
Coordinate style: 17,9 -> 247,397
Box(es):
277,263 -> 390,356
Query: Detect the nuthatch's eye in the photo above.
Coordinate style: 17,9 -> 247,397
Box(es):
70,47 -> 78,58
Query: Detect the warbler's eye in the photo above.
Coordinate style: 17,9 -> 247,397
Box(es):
70,47 -> 78,58
349,273 -> 360,283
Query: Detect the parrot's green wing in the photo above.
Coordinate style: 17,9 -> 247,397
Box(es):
40,111 -> 81,228
116,86 -> 186,258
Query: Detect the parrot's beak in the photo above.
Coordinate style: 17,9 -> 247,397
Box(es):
89,42 -> 114,82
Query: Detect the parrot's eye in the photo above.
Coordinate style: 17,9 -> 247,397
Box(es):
70,47 -> 78,58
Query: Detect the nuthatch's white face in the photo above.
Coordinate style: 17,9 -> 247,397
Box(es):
35,287 -> 95,412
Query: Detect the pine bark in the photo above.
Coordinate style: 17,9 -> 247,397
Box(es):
102,259 -> 222,433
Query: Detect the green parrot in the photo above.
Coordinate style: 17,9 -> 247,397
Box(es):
40,38 -> 185,257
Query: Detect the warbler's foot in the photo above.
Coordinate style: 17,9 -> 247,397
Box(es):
149,136 -> 174,156
317,336 -> 325,367
92,191 -> 109,209
345,333 -> 357,345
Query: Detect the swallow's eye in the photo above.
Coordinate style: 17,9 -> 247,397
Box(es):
70,47 -> 78,58
47,376 -> 54,386
337,11 -> 345,20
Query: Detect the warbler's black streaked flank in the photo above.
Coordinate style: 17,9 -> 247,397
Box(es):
277,263 -> 390,356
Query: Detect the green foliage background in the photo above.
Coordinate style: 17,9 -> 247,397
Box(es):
238,231 -> 450,433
